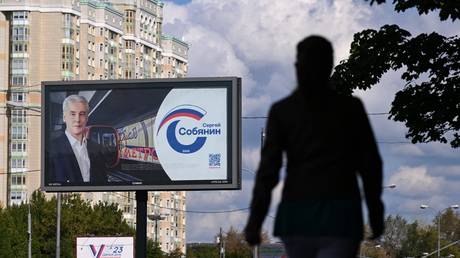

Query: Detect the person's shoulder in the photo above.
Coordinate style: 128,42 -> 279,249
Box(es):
271,92 -> 300,109
332,93 -> 363,107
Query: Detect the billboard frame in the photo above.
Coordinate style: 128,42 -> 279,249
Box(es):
41,77 -> 242,192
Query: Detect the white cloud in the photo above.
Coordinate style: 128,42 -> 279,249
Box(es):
163,0 -> 375,115
242,147 -> 260,172
161,0 -> 460,242
388,166 -> 444,198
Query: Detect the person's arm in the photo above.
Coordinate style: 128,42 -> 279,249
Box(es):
355,98 -> 384,239
245,105 -> 283,245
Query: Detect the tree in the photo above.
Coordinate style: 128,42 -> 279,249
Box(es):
365,0 -> 460,21
166,247 -> 184,258
220,226 -> 270,258
186,243 -> 218,258
0,191 -> 135,258
147,238 -> 165,258
382,214 -> 408,257
331,1 -> 460,148
399,221 -> 432,257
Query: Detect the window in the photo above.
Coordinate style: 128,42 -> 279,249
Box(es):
12,26 -> 28,41
11,141 -> 26,152
11,125 -> 27,140
12,58 -> 27,70
63,13 -> 72,27
11,109 -> 26,123
11,174 -> 26,186
11,75 -> 27,86
10,191 -> 26,202
11,92 -> 26,102
11,158 -> 26,169
125,10 -> 134,33
12,42 -> 28,53
99,44 -> 103,52
12,11 -> 28,21
125,41 -> 134,50
62,44 -> 74,71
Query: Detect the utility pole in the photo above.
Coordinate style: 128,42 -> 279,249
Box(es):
56,193 -> 61,258
27,196 -> 32,258
219,227 -> 225,258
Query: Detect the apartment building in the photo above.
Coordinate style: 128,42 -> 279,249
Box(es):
0,0 -> 188,254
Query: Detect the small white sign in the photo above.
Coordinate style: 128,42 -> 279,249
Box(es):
76,237 -> 134,258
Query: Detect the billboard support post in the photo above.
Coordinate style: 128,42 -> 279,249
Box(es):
56,192 -> 61,258
136,190 -> 147,258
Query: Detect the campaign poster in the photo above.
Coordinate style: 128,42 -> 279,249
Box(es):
42,78 -> 241,192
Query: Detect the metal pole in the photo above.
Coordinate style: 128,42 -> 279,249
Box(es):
136,191 -> 147,258
28,197 -> 32,258
56,193 -> 61,258
155,219 -> 158,244
219,227 -> 224,258
437,215 -> 441,258
253,245 -> 259,258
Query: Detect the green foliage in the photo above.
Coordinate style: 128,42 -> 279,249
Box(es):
365,0 -> 460,21
186,243 -> 218,258
147,238 -> 165,258
374,210 -> 460,257
382,214 -> 408,257
166,247 -> 184,258
331,24 -> 460,147
0,191 -> 134,258
224,227 -> 252,258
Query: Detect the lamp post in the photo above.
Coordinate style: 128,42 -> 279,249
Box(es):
420,204 -> 459,258
147,214 -> 165,244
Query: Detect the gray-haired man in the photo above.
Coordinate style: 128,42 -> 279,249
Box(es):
48,95 -> 108,184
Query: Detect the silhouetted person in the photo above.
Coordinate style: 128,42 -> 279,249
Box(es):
244,35 -> 384,258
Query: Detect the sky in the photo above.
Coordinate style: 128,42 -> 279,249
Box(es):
161,0 -> 460,243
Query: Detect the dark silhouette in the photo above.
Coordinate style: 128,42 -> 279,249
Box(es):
244,36 -> 384,258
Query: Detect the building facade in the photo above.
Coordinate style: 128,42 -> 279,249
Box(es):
0,0 -> 188,254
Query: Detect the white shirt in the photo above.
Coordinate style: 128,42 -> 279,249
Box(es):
65,131 -> 91,182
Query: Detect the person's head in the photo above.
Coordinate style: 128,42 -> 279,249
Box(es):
295,35 -> 334,90
62,95 -> 89,140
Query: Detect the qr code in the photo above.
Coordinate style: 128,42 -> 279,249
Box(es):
209,153 -> 221,167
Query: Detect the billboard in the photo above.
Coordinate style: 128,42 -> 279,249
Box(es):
76,237 -> 134,258
42,77 -> 241,191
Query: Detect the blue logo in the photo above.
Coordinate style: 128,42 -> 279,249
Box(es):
157,105 -> 221,154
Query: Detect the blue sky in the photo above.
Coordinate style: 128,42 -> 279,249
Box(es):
160,0 -> 460,243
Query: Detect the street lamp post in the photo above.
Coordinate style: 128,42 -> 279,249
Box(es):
420,204 -> 459,258
147,214 -> 165,244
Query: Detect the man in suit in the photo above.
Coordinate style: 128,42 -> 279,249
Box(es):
244,36 -> 384,258
49,94 -> 108,184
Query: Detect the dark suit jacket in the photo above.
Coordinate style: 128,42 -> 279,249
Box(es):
48,132 -> 108,184
246,89 -> 384,240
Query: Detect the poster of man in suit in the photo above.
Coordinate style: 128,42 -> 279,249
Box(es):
48,95 -> 108,184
